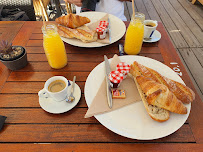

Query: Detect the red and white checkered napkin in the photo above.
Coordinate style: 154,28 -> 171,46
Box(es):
99,21 -> 109,28
116,62 -> 130,75
109,70 -> 124,83
96,26 -> 105,32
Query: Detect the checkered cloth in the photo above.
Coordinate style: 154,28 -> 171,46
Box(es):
109,70 -> 124,83
96,26 -> 105,32
116,62 -> 130,75
99,21 -> 109,28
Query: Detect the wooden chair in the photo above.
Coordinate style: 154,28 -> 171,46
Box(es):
33,0 -> 50,21
34,0 -> 68,21
192,0 -> 203,5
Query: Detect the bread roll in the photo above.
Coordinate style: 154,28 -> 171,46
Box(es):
130,61 -> 195,104
133,77 -> 170,122
55,13 -> 90,29
136,76 -> 187,114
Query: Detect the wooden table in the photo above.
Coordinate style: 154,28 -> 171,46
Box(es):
0,21 -> 203,151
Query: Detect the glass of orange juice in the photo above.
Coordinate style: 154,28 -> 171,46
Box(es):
124,12 -> 145,55
42,24 -> 67,69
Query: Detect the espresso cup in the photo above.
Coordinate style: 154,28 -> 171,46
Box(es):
144,20 -> 158,39
38,76 -> 69,101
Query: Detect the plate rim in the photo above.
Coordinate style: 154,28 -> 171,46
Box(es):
84,55 -> 191,140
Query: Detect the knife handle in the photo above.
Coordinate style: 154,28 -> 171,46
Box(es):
118,44 -> 125,56
106,76 -> 112,109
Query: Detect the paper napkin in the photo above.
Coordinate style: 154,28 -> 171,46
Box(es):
85,54 -> 141,118
87,13 -> 110,44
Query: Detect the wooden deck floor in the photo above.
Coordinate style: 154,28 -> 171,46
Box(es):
124,0 -> 203,101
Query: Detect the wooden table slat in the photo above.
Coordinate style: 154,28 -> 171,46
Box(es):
25,45 -> 160,54
7,72 -> 89,82
0,143 -> 202,152
0,82 -> 85,94
0,94 -> 87,108
0,124 -> 195,143
15,62 -> 99,72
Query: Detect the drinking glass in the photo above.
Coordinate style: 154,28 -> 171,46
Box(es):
124,12 -> 145,55
42,24 -> 67,69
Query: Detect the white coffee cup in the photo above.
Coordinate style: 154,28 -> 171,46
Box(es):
38,76 -> 69,102
144,20 -> 158,39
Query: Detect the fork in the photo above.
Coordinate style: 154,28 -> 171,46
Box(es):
66,76 -> 76,103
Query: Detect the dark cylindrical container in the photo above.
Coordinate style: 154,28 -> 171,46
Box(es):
0,46 -> 28,71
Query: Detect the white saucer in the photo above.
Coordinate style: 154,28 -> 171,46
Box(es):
143,30 -> 161,43
39,81 -> 81,114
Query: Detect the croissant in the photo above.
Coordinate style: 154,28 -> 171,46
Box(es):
133,76 -> 170,122
136,76 -> 187,114
130,61 -> 195,104
55,13 -> 90,29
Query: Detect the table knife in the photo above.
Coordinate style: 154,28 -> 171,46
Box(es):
108,17 -> 111,43
104,55 -> 113,108
118,44 -> 125,56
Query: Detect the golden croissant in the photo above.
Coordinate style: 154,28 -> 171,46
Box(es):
130,61 -> 195,104
136,76 -> 187,114
132,76 -> 170,122
55,13 -> 90,29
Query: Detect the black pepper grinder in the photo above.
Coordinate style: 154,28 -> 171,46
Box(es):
81,0 -> 100,12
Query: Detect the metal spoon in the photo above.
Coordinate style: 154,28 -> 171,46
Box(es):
66,76 -> 76,103
144,37 -> 152,41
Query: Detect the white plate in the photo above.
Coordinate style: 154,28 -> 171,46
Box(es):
61,12 -> 126,48
143,30 -> 161,43
39,81 -> 81,114
84,55 -> 191,140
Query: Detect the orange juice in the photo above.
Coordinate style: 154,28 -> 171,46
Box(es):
124,13 -> 145,55
42,24 -> 67,69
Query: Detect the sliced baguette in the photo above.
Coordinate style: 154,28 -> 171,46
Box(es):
57,25 -> 97,43
133,76 -> 170,122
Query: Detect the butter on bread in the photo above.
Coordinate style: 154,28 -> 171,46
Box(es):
130,61 -> 195,104
112,90 -> 126,99
133,76 -> 170,122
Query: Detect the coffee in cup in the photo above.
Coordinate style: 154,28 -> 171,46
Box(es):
145,22 -> 156,27
144,20 -> 158,39
38,76 -> 69,101
48,80 -> 66,93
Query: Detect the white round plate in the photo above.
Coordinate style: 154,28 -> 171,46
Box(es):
84,55 -> 191,140
39,81 -> 81,114
61,12 -> 126,48
143,30 -> 161,43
